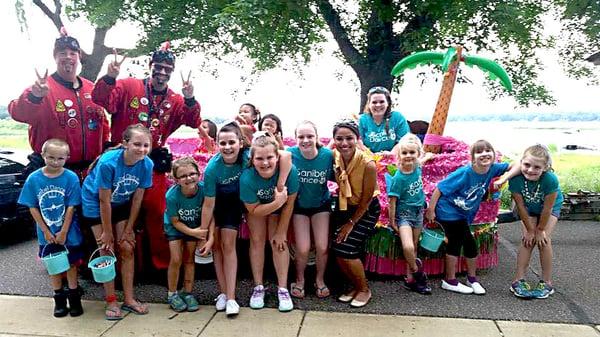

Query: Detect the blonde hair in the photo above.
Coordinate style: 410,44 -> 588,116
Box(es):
249,133 -> 279,168
522,144 -> 553,171
41,138 -> 70,156
395,133 -> 423,165
295,120 -> 323,148
171,156 -> 200,179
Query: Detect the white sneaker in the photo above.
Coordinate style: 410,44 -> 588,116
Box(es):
441,280 -> 474,294
225,299 -> 239,316
277,288 -> 293,312
467,280 -> 486,295
215,293 -> 227,311
249,285 -> 265,309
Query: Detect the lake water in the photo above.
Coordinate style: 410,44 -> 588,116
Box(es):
442,121 -> 600,156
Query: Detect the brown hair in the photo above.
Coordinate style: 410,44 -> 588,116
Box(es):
363,86 -> 392,136
218,122 -> 249,165
470,139 -> 496,163
88,124 -> 152,172
171,156 -> 200,179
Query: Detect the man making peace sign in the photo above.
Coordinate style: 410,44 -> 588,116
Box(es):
8,29 -> 109,181
92,42 -> 209,270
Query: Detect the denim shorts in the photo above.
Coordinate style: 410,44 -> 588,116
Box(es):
164,222 -> 200,242
395,207 -> 424,229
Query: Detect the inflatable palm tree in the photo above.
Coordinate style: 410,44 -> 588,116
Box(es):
391,46 -> 512,153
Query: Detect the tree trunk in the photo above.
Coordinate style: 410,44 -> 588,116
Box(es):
358,70 -> 394,113
80,27 -> 111,81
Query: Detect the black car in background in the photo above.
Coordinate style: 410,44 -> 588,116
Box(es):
0,149 -> 34,241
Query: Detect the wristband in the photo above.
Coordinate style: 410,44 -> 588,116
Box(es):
348,219 -> 355,225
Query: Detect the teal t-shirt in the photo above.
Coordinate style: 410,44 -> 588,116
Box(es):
358,110 -> 409,152
240,165 -> 299,204
509,172 -> 563,215
388,166 -> 425,211
203,149 -> 250,197
288,146 -> 334,209
164,182 -> 205,229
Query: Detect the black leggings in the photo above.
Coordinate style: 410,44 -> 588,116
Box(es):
438,219 -> 478,259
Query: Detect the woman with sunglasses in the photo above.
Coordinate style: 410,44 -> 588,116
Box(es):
358,86 -> 410,153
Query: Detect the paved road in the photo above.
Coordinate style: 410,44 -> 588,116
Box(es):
1,220 -> 598,325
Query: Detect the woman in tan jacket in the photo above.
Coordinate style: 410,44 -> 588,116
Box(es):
330,119 -> 380,308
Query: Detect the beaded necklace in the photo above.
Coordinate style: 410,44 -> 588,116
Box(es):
523,179 -> 541,202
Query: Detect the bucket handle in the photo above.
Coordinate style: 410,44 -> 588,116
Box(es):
88,247 -> 116,265
424,220 -> 446,236
41,243 -> 69,258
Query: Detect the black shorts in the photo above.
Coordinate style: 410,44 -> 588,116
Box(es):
438,219 -> 478,259
214,192 -> 244,231
331,198 -> 381,259
81,201 -> 132,228
294,200 -> 332,217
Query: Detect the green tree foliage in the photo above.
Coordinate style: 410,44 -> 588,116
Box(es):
24,1 -> 599,108
14,0 -> 136,81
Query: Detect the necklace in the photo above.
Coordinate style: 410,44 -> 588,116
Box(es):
523,180 -> 541,201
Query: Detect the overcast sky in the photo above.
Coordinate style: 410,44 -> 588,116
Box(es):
1,2 -> 598,135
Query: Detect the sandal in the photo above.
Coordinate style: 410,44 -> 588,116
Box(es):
121,300 -> 149,315
105,303 -> 123,321
315,284 -> 330,299
290,282 -> 305,299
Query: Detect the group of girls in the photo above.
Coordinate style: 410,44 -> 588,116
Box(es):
26,86 -> 562,320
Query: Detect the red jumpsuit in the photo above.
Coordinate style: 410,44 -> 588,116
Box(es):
92,75 -> 201,270
8,73 -> 109,179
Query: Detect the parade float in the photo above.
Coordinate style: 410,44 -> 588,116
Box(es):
168,45 -> 513,276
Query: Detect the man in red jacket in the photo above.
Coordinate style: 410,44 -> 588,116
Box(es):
9,30 -> 109,180
92,43 -> 207,270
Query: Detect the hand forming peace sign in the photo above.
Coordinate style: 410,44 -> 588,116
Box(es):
181,70 -> 194,99
32,68 -> 49,98
107,48 -> 127,78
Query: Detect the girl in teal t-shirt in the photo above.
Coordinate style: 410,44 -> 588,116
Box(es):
164,156 -> 212,313
507,145 -> 563,300
358,86 -> 409,152
387,134 -> 430,295
288,121 -> 334,300
201,122 -> 292,316
240,134 -> 298,312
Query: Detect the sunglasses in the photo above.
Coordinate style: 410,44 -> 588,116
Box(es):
153,64 -> 174,74
368,86 -> 389,94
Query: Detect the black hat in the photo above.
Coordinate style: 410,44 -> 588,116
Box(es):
151,41 -> 175,65
54,27 -> 80,52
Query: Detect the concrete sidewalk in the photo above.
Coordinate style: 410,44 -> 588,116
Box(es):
1,295 -> 599,337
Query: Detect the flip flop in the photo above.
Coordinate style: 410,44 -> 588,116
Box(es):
121,301 -> 149,315
315,284 -> 330,299
290,282 -> 305,299
105,304 -> 123,321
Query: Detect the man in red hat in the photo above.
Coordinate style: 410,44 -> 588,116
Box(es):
9,28 -> 109,180
92,42 -> 208,270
